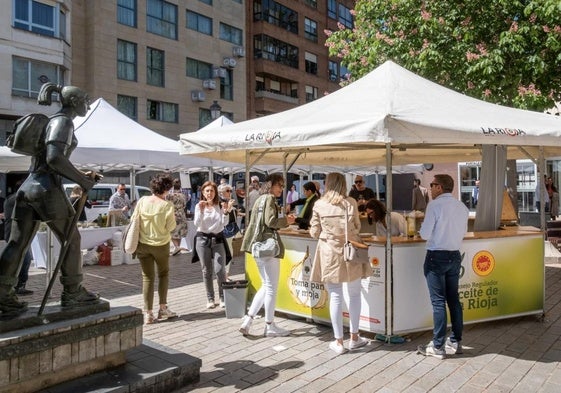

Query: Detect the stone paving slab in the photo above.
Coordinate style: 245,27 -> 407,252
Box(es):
18,252 -> 561,392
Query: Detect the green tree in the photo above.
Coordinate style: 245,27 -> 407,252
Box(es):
325,0 -> 561,111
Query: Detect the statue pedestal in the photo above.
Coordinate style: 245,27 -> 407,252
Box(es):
0,304 -> 142,393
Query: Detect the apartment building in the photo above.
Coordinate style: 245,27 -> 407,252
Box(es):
246,0 -> 355,117
72,0 -> 247,139
0,0 -> 72,143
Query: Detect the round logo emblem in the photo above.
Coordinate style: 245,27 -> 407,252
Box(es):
472,251 -> 495,276
371,257 -> 380,267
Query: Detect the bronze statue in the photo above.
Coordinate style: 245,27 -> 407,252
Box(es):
0,83 -> 101,317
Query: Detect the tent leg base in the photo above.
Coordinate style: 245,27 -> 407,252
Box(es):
375,333 -> 406,344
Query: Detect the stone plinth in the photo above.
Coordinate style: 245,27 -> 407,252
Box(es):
0,305 -> 142,393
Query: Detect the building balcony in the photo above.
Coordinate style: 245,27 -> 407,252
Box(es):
255,89 -> 298,105
254,89 -> 299,115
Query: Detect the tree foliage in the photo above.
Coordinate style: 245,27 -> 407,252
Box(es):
325,0 -> 561,111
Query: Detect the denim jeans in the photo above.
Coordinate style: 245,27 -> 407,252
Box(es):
195,236 -> 226,302
424,250 -> 463,349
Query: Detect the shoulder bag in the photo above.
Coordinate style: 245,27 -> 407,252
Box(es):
251,196 -> 280,258
343,201 -> 368,263
122,205 -> 140,255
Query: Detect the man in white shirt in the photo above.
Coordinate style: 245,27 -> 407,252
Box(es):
418,174 -> 468,360
108,183 -> 132,222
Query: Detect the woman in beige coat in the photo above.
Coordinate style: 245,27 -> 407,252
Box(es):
310,172 -> 373,354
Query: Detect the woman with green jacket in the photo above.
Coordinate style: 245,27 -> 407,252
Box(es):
239,173 -> 295,337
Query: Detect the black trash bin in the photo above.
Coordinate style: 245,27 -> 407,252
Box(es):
221,280 -> 248,318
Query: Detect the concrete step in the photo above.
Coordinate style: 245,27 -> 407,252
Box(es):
41,340 -> 201,393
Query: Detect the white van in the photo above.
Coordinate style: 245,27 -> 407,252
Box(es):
63,183 -> 151,222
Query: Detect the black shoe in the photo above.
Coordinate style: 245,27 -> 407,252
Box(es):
61,286 -> 100,308
15,287 -> 34,296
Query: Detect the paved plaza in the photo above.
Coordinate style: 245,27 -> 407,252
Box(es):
20,252 -> 561,392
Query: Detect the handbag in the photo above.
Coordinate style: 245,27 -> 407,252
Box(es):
223,221 -> 240,238
223,209 -> 240,238
251,196 -> 280,258
251,237 -> 280,258
122,208 -> 140,254
343,201 -> 366,263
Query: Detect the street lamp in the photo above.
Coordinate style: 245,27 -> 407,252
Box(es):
209,100 -> 222,120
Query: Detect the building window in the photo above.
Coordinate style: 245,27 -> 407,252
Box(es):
327,0 -> 336,19
186,10 -> 212,35
199,108 -> 212,128
254,34 -> 298,69
147,47 -> 164,87
304,0 -> 317,8
117,95 -> 137,120
186,58 -> 212,80
12,57 -> 63,98
304,17 -> 317,42
338,4 -> 353,29
117,40 -> 137,81
253,1 -> 298,34
147,100 -> 177,122
220,69 -> 233,101
199,0 -> 212,4
14,0 -> 67,38
117,0 -> 137,27
328,61 -> 339,81
219,22 -> 243,45
340,64 -> 350,81
146,0 -> 177,39
305,85 -> 318,102
305,52 -> 318,75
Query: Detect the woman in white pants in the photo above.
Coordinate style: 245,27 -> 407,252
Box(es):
309,172 -> 373,354
239,173 -> 295,337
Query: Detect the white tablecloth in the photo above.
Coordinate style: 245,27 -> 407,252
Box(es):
31,226 -> 124,269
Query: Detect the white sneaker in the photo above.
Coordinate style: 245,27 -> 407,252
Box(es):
157,307 -> 177,320
206,301 -> 216,309
348,336 -> 369,350
239,315 -> 253,336
264,322 -> 290,337
219,300 -> 225,308
329,340 -> 347,355
417,341 -> 445,360
445,337 -> 463,354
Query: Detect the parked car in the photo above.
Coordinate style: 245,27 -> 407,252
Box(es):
63,183 -> 151,223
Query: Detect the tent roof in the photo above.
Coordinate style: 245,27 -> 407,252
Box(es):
73,98 -> 234,172
179,61 -> 561,166
0,146 -> 30,173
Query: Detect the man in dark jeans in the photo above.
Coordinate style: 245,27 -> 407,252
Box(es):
4,182 -> 33,295
417,174 -> 468,359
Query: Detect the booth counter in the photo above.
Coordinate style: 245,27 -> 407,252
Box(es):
245,227 -> 544,336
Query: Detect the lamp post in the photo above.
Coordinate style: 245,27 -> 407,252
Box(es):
210,100 -> 222,120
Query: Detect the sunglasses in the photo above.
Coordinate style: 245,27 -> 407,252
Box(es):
355,180 -> 363,184
430,183 -> 440,188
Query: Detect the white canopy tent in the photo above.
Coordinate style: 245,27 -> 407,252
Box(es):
180,61 -> 561,167
180,60 -> 561,227
182,61 -> 561,338
0,146 -> 30,173
73,98 -> 234,173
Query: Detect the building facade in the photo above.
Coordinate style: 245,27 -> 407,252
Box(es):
71,0 -> 247,139
245,0 -> 355,117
